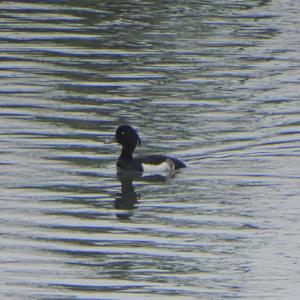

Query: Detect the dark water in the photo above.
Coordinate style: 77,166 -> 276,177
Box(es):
1,1 -> 300,299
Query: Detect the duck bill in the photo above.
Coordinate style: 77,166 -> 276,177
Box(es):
104,137 -> 117,144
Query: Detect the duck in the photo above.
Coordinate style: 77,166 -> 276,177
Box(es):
106,125 -> 186,173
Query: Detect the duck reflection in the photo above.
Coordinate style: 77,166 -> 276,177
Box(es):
114,170 -> 173,220
114,171 -> 140,220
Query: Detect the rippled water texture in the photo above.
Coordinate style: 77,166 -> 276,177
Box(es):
0,1 -> 300,299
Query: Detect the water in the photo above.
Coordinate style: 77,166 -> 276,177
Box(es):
0,0 -> 300,299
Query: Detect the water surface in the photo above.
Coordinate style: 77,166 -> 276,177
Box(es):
0,1 -> 300,299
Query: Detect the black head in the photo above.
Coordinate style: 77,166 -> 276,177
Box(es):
115,125 -> 141,148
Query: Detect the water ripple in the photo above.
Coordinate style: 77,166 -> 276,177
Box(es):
0,1 -> 300,300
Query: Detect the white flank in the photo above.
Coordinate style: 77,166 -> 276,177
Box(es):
142,159 -> 175,173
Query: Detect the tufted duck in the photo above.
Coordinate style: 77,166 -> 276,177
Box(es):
106,125 -> 186,173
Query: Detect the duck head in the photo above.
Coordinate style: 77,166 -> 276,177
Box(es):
106,125 -> 141,149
